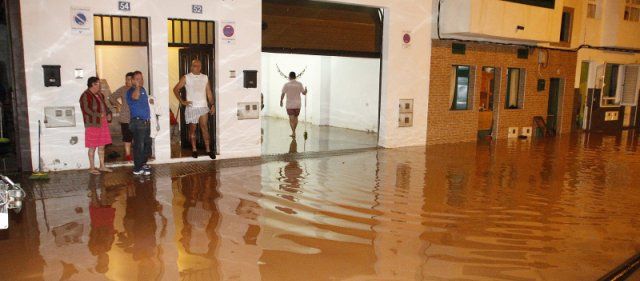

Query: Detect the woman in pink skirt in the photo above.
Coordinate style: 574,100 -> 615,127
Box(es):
79,77 -> 113,175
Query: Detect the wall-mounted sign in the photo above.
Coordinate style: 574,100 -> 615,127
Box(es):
118,1 -> 131,11
402,31 -> 411,48
192,4 -> 203,14
70,7 -> 90,33
221,21 -> 236,44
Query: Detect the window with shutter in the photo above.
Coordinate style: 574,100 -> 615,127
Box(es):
622,65 -> 640,106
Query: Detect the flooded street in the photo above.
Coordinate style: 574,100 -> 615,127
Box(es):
2,132 -> 640,280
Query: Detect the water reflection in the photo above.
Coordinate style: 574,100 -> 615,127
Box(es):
87,174 -> 116,274
1,133 -> 640,280
122,178 -> 166,280
173,172 -> 221,279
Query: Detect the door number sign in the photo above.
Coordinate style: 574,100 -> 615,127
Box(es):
192,5 -> 203,14
118,1 -> 131,11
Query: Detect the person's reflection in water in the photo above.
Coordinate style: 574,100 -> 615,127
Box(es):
278,160 -> 305,201
289,138 -> 298,154
179,173 -> 220,259
87,174 -> 116,274
121,177 -> 167,280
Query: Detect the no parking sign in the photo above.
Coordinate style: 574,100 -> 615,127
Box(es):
221,21 -> 236,45
71,7 -> 90,33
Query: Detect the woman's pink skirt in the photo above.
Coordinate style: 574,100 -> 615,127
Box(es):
85,118 -> 112,148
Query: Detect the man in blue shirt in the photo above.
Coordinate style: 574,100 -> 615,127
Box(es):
126,71 -> 152,175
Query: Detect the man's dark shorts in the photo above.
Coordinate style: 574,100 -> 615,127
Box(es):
286,108 -> 301,117
121,123 -> 133,143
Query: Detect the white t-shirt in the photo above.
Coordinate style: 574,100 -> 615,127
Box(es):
185,73 -> 209,108
282,80 -> 305,109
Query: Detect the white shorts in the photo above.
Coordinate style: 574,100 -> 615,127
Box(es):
185,106 -> 209,124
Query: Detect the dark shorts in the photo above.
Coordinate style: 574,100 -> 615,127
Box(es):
121,123 -> 133,143
287,108 -> 301,117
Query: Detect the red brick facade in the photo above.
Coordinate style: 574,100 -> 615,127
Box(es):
427,40 -> 578,145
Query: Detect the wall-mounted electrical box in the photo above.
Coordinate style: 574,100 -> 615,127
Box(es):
237,102 -> 260,120
605,111 -> 619,121
517,48 -> 529,59
399,99 -> 414,127
452,43 -> 466,55
399,99 -> 413,113
44,106 -> 76,128
399,113 -> 413,127
537,79 -> 546,92
538,50 -> 548,65
521,126 -> 533,137
43,65 -> 61,87
243,70 -> 258,88
507,127 -> 518,138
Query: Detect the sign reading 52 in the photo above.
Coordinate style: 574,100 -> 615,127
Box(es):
118,1 -> 131,11
192,5 -> 203,14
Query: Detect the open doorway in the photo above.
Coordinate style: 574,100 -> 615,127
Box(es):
261,0 -> 382,155
547,78 -> 564,134
167,19 -> 216,159
93,15 -> 150,163
478,67 -> 500,139
0,0 -> 18,172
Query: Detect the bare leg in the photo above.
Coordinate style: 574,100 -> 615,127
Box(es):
189,123 -> 197,152
98,146 -> 112,172
124,142 -> 131,156
88,148 -> 99,174
198,114 -> 210,153
289,115 -> 298,137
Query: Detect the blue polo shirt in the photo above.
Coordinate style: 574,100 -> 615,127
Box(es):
126,87 -> 151,120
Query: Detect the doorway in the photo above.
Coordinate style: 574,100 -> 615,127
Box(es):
167,19 -> 216,159
261,0 -> 382,155
478,67 -> 499,139
0,0 -> 21,172
547,78 -> 563,134
93,15 -> 150,163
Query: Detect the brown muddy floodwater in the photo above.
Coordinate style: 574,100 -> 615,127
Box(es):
1,132 -> 640,281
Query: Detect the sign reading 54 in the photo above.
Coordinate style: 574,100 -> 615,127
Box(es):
118,1 -> 131,11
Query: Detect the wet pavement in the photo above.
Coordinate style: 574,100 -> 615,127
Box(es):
1,132 -> 640,280
261,117 -> 378,155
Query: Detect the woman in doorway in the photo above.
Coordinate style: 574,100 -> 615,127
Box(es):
79,76 -> 113,175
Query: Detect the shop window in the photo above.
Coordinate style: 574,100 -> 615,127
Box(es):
450,65 -> 475,111
558,7 -> 574,45
94,15 -> 148,46
168,18 -> 214,47
505,68 -> 525,109
625,0 -> 640,22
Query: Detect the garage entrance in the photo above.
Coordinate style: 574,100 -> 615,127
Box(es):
261,0 -> 383,155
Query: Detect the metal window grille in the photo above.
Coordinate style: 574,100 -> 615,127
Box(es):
168,18 -> 214,47
94,15 -> 149,46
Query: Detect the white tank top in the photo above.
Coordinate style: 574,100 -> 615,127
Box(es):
185,73 -> 209,107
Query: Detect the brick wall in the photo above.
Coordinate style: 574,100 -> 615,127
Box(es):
427,40 -> 577,145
